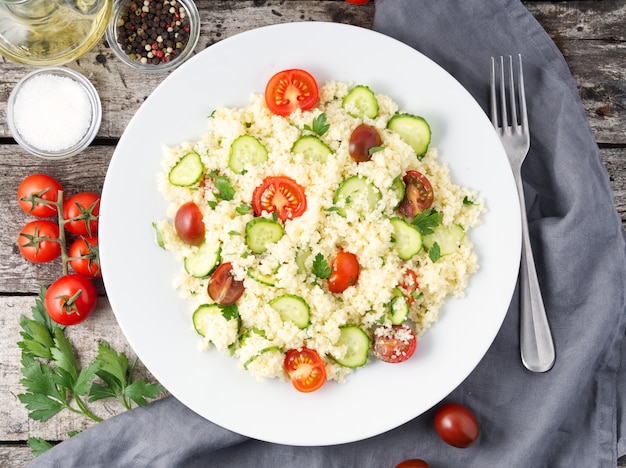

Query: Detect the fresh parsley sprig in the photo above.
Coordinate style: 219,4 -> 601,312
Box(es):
304,113 -> 330,136
411,208 -> 443,236
312,253 -> 331,280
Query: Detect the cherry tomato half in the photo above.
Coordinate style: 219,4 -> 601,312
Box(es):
174,201 -> 205,246
63,192 -> 100,236
44,274 -> 98,326
434,402 -> 480,448
398,170 -> 434,218
68,236 -> 101,278
349,124 -> 382,163
328,250 -> 360,294
17,174 -> 64,218
399,268 -> 420,306
265,69 -> 319,116
208,262 -> 245,306
18,220 -> 61,263
372,325 -> 417,363
252,176 -> 307,221
283,347 -> 326,393
395,460 -> 430,468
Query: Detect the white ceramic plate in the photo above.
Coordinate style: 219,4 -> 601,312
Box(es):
100,22 -> 521,446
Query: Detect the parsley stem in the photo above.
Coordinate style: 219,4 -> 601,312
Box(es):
73,396 -> 102,422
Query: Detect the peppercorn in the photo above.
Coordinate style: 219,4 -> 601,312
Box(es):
115,0 -> 191,65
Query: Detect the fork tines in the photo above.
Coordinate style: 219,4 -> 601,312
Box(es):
490,55 -> 528,134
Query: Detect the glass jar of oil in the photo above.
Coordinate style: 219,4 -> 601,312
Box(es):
0,0 -> 112,66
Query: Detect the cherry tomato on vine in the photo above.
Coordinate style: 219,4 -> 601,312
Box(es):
17,174 -> 64,218
265,69 -> 319,116
17,220 -> 61,263
68,236 -> 101,278
44,274 -> 98,326
174,201 -> 205,246
283,347 -> 326,393
397,170 -> 434,218
63,192 -> 100,236
208,262 -> 245,306
349,124 -> 382,163
395,460 -> 430,468
328,250 -> 360,294
252,176 -> 307,221
372,325 -> 417,363
434,402 -> 480,448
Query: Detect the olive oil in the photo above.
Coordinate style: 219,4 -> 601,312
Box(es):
0,0 -> 112,66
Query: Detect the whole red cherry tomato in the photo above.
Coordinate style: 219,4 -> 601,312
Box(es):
328,250 -> 359,293
17,220 -> 61,263
434,402 -> 480,448
63,192 -> 100,236
395,460 -> 430,468
68,236 -> 101,278
17,173 -> 63,218
44,274 -> 98,326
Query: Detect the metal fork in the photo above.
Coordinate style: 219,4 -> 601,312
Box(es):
490,55 -> 555,372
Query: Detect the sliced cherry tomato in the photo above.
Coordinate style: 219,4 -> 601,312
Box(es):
252,176 -> 307,221
395,460 -> 430,468
68,236 -> 101,278
44,274 -> 98,326
63,192 -> 100,236
174,201 -> 205,246
208,262 -> 245,306
434,402 -> 480,448
349,124 -> 382,163
372,325 -> 417,363
17,174 -> 64,218
399,268 -> 420,306
283,347 -> 326,393
265,69 -> 319,116
18,220 -> 61,263
328,250 -> 360,294
398,170 -> 434,218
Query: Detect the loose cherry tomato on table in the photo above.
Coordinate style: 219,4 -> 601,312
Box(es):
348,124 -> 382,163
68,236 -> 101,278
174,201 -> 205,246
17,173 -> 64,218
397,170 -> 434,218
372,325 -> 417,363
395,460 -> 430,468
434,402 -> 480,448
208,262 -> 245,306
44,274 -> 98,325
283,347 -> 326,393
17,220 -> 61,263
265,69 -> 319,116
328,250 -> 360,294
63,192 -> 100,236
252,176 -> 307,221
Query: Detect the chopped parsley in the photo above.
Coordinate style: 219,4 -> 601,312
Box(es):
411,208 -> 442,236
312,253 -> 331,279
304,112 -> 330,136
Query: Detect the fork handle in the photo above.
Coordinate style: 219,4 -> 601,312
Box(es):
515,178 -> 556,372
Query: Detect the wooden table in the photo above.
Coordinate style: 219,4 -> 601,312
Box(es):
1,1 -> 624,466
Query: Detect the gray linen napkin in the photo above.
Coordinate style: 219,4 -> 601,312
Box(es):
29,0 -> 626,466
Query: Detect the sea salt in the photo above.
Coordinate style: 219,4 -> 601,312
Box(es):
13,73 -> 92,152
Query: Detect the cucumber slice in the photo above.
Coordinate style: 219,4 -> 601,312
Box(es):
389,288 -> 409,325
184,241 -> 221,278
422,224 -> 465,255
390,217 -> 422,260
228,135 -> 268,173
192,303 -> 239,338
331,325 -> 370,368
238,327 -> 266,346
333,175 -> 381,217
243,345 -> 281,370
270,294 -> 310,329
247,267 -> 276,286
387,114 -> 431,157
168,151 -> 203,186
245,217 -> 284,254
391,175 -> 405,208
292,135 -> 332,163
295,247 -> 311,275
342,85 -> 378,119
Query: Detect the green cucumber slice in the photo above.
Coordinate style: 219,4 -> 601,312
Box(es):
247,267 -> 276,286
291,135 -> 332,163
387,113 -> 431,157
342,85 -> 378,119
333,175 -> 381,217
270,294 -> 310,329
391,175 -> 405,208
243,345 -> 282,370
422,224 -> 465,256
192,303 -> 239,338
390,217 -> 422,260
389,288 -> 409,325
245,217 -> 284,254
331,325 -> 370,368
228,135 -> 268,173
184,241 -> 221,278
168,151 -> 203,187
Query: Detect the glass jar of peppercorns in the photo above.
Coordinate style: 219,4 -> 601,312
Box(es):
106,0 -> 199,72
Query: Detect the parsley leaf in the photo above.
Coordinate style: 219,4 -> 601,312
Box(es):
236,203 -> 253,215
312,253 -> 331,279
152,222 -> 165,249
212,174 -> 236,202
27,437 -> 54,457
304,113 -> 330,136
462,196 -> 475,205
411,208 -> 443,236
368,145 -> 385,155
428,242 -> 442,263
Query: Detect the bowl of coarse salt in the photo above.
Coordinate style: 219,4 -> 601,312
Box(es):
7,67 -> 102,159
